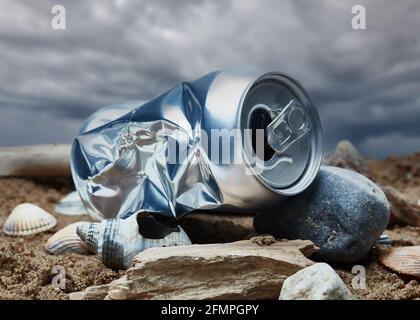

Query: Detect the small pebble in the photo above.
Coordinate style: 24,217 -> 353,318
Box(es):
279,263 -> 353,300
251,235 -> 276,246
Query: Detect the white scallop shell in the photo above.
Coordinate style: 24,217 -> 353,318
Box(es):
55,191 -> 88,216
45,222 -> 93,255
3,203 -> 57,236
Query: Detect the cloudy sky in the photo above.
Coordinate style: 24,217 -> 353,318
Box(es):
0,0 -> 419,158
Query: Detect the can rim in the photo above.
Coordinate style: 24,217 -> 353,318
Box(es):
238,71 -> 323,196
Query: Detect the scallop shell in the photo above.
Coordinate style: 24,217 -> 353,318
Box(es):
77,213 -> 192,269
3,203 -> 57,236
45,222 -> 92,255
380,246 -> 420,277
55,191 -> 88,216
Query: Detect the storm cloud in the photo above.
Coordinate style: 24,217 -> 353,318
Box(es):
0,0 -> 419,158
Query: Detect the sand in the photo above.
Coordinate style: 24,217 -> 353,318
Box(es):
0,177 -> 122,300
336,231 -> 420,300
0,153 -> 419,300
335,153 -> 420,300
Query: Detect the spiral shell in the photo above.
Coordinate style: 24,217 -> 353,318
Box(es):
77,214 -> 192,269
3,203 -> 57,236
377,233 -> 392,245
55,191 -> 88,216
45,222 -> 92,255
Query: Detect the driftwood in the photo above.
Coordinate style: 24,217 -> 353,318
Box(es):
69,285 -> 110,300
0,144 -> 71,177
180,212 -> 255,244
70,238 -> 318,300
381,185 -> 420,227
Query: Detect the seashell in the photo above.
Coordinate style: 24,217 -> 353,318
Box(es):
55,191 -> 88,216
45,222 -> 93,255
3,203 -> 57,236
376,233 -> 392,245
77,213 -> 192,269
379,246 -> 420,277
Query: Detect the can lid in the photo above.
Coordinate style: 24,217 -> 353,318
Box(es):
240,72 -> 323,194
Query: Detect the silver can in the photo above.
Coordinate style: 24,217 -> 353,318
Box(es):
71,68 -> 323,221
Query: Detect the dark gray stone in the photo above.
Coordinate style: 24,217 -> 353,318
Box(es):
254,166 -> 390,263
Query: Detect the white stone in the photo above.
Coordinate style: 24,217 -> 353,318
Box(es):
279,263 -> 353,300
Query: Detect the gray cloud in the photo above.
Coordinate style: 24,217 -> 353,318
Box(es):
361,132 -> 420,158
0,0 -> 419,158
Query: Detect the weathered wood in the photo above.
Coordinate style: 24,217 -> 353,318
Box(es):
0,144 -> 71,177
70,238 -> 318,300
70,284 -> 111,300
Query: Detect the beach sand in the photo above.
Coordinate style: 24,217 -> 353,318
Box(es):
0,153 -> 419,299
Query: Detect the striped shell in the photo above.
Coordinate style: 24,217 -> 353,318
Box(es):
45,222 -> 92,255
77,213 -> 192,270
377,233 -> 392,245
380,246 -> 420,277
3,203 -> 57,236
55,191 -> 88,216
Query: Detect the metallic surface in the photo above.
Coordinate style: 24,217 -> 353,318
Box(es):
71,69 -> 323,221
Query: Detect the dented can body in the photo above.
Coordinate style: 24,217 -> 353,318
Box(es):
71,69 -> 323,221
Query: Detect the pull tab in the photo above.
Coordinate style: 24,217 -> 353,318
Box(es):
266,100 -> 311,153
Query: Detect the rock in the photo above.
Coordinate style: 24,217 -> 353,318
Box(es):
70,239 -> 318,300
279,263 -> 353,300
380,185 -> 420,227
179,213 -> 255,244
254,166 -> 390,263
323,140 -> 371,178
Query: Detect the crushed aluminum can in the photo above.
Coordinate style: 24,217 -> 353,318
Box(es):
71,68 -> 323,222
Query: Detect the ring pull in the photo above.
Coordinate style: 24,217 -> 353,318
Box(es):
266,100 -> 311,153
